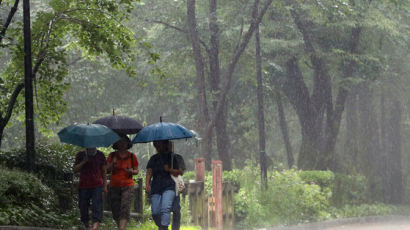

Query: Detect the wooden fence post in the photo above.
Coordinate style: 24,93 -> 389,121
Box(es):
212,160 -> 223,230
195,158 -> 205,182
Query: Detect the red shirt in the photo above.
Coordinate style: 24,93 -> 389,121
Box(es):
75,151 -> 107,189
107,151 -> 138,187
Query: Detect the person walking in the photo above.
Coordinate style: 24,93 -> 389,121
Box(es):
146,140 -> 179,230
106,135 -> 139,230
73,147 -> 107,230
168,141 -> 186,230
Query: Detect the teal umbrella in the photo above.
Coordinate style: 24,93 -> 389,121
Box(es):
58,123 -> 121,148
132,121 -> 196,143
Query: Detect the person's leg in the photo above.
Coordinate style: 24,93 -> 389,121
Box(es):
109,187 -> 122,226
151,194 -> 162,227
91,186 -> 103,230
79,188 -> 91,228
119,186 -> 134,230
159,189 -> 175,228
171,195 -> 181,230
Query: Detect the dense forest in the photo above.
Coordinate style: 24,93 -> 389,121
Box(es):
0,0 -> 410,228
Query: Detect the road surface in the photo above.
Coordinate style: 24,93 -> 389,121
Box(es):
326,220 -> 410,230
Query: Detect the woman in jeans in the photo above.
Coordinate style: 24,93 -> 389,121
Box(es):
107,136 -> 139,230
145,140 -> 179,230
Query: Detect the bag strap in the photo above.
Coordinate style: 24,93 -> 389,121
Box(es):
171,152 -> 174,170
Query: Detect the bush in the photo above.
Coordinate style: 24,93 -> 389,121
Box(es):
0,165 -> 56,209
331,173 -> 368,207
0,143 -> 79,210
234,162 -> 331,229
0,166 -> 76,228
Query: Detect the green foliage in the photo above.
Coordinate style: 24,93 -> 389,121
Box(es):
331,203 -> 396,219
299,170 -> 335,189
234,163 -> 331,229
0,143 -> 79,209
331,173 -> 368,207
0,165 -> 56,209
0,166 -> 76,228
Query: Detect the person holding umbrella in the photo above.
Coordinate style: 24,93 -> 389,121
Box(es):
73,147 -> 107,230
60,123 -> 120,230
146,140 -> 180,230
106,135 -> 139,230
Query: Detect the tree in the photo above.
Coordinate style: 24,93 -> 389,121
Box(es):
267,0 -> 402,170
0,0 -> 140,149
187,0 -> 273,169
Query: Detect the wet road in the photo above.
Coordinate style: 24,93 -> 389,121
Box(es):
267,216 -> 410,230
326,220 -> 410,230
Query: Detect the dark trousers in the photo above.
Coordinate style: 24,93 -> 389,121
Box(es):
171,195 -> 181,230
78,186 -> 103,224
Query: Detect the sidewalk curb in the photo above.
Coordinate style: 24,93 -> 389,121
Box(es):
264,215 -> 410,230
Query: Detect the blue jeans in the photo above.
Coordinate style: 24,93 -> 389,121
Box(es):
172,195 -> 181,230
151,189 -> 175,228
78,186 -> 103,224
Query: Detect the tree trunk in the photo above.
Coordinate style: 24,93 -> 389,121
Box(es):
187,0 -> 212,169
255,25 -> 267,184
207,0 -> 232,170
358,83 -> 382,201
23,0 -> 35,172
386,97 -> 403,204
275,90 -> 294,168
344,88 -> 359,170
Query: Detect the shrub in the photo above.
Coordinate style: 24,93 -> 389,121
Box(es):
0,166 -> 76,228
0,165 -> 56,209
331,173 -> 368,206
0,143 -> 79,210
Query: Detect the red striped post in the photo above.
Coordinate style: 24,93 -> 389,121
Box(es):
212,160 -> 223,230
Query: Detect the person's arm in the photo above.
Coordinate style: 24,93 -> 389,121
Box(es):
145,168 -> 152,193
125,154 -> 139,175
73,153 -> 87,173
102,163 -> 108,193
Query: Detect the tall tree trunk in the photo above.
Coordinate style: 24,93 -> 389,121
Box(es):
255,25 -> 267,184
386,97 -> 403,204
187,0 -> 212,168
344,88 -> 359,170
208,0 -> 232,170
358,83 -> 382,201
23,0 -> 35,172
380,90 -> 388,202
275,90 -> 294,168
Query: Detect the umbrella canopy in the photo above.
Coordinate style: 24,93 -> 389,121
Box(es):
132,122 -> 196,143
58,123 -> 121,148
93,115 -> 143,135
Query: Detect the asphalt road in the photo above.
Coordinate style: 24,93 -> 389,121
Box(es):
326,220 -> 410,230
267,216 -> 410,230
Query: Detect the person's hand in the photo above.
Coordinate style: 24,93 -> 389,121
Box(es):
163,164 -> 170,172
83,154 -> 88,162
103,184 -> 108,194
125,168 -> 133,175
145,184 -> 151,194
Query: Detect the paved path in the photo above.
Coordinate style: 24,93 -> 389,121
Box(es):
326,220 -> 410,230
267,216 -> 410,230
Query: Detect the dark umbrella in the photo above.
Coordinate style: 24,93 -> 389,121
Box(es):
93,115 -> 143,135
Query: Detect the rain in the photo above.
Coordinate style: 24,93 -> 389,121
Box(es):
0,0 -> 410,229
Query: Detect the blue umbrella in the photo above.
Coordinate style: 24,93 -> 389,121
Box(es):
58,123 -> 121,148
132,122 -> 196,143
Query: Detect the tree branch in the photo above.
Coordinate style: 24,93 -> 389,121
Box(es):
32,16 -> 57,78
1,83 -> 24,127
0,0 -> 20,44
145,18 -> 210,53
208,0 -> 273,132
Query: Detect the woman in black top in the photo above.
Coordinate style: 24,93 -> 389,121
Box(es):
145,140 -> 180,230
